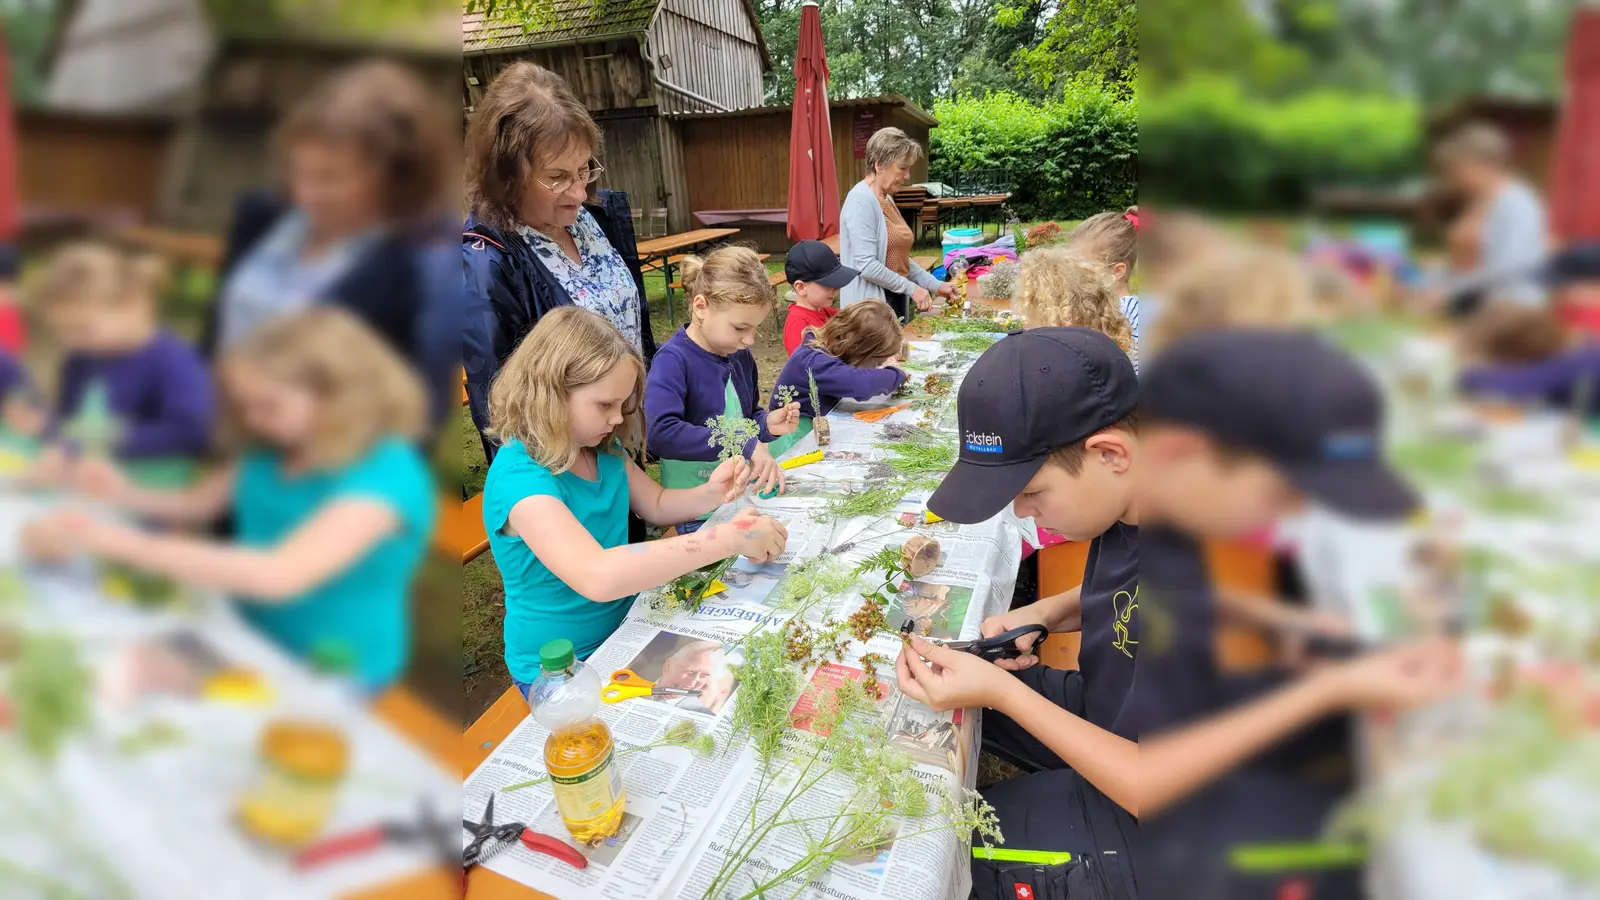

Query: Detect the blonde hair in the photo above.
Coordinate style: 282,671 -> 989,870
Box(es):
278,59 -> 453,221
489,307 -> 645,474
1141,211 -> 1231,288
218,308 -> 427,468
1149,245 -> 1316,353
30,241 -> 169,311
865,127 -> 924,175
466,62 -> 605,231
1014,248 -> 1134,355
811,300 -> 903,366
1434,121 -> 1513,170
1067,206 -> 1139,268
681,246 -> 776,320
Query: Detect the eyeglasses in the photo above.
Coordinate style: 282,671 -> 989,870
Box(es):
534,159 -> 604,194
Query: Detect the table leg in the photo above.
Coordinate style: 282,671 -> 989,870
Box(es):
663,259 -> 675,327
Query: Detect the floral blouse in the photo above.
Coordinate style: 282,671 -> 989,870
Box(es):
516,208 -> 642,351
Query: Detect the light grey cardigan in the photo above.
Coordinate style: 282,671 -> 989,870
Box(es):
838,180 -> 943,307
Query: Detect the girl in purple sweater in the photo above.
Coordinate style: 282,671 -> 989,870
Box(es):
25,243 -> 213,480
1458,303 -> 1600,415
643,247 -> 800,534
770,299 -> 908,420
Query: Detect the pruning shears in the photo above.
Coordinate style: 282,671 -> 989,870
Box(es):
903,620 -> 1048,663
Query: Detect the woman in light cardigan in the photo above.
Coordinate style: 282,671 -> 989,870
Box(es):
839,127 -> 958,321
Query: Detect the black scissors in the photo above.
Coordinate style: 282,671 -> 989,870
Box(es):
903,619 -> 1049,663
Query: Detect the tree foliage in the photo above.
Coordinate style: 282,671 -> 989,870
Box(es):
1140,0 -> 1582,108
1000,0 -> 1135,95
929,86 -> 1135,220
754,0 -> 991,108
1139,77 -> 1421,211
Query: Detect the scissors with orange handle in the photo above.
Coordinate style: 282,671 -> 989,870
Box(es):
602,668 -> 702,704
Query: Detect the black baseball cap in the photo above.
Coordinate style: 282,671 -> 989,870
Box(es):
785,240 -> 859,289
1541,242 -> 1600,286
1140,329 -> 1417,520
928,328 -> 1138,524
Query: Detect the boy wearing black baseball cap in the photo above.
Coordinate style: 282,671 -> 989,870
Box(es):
895,327 -> 1142,900
782,240 -> 859,356
1133,330 -> 1464,900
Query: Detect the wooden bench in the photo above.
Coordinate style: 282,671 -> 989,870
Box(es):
113,225 -> 225,270
436,493 -> 489,565
1036,539 -> 1277,671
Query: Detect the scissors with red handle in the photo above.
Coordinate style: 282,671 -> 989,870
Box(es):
461,794 -> 587,872
293,799 -> 456,872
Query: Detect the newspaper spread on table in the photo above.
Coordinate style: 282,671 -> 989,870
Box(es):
1311,327 -> 1600,900
462,337 -> 1028,900
0,494 -> 460,900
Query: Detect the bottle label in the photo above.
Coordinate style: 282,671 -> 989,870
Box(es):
550,747 -> 620,822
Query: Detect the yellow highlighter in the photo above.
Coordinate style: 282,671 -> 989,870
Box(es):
203,669 -> 276,706
780,449 -> 824,470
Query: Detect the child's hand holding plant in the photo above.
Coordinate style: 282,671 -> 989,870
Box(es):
749,443 -> 786,496
895,634 -> 1020,712
703,456 -> 752,505
68,455 -> 132,504
766,401 -> 802,436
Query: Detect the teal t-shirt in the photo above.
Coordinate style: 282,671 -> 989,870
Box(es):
484,439 -> 632,683
234,437 -> 436,691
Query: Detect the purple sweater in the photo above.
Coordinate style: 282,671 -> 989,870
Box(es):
644,327 -> 775,461
770,341 -> 906,417
52,331 -> 214,459
0,350 -> 26,407
1459,343 -> 1600,415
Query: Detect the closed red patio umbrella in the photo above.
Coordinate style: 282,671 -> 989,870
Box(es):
1550,4 -> 1600,244
786,0 -> 840,243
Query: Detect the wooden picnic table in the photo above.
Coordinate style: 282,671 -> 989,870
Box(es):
636,227 -> 741,325
113,225 -> 226,270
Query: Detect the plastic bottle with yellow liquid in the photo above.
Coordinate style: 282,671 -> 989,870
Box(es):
530,639 -> 626,844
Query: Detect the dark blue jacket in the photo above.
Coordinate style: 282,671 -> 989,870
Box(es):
462,191 -> 655,461
203,191 -> 430,371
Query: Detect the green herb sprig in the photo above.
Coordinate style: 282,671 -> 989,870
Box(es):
651,557 -> 740,616
705,413 -> 759,461
8,632 -> 93,761
930,318 -> 1009,334
943,334 -> 1000,354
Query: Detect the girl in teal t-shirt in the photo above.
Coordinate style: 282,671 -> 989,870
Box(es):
481,307 -> 789,695
19,308 -> 436,693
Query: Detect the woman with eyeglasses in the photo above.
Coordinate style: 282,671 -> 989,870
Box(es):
462,62 -> 655,461
204,61 -> 453,390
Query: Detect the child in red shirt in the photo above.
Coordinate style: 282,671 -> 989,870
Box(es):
781,240 -> 858,355
0,245 -> 24,356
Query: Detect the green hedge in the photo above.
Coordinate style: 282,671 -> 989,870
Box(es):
1138,78 -> 1423,211
929,87 -> 1136,222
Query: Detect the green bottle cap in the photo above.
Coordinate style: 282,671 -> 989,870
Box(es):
310,640 -> 359,676
539,639 -> 576,674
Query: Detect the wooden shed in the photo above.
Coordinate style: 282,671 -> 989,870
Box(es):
34,0 -> 460,234
462,0 -> 772,234
669,95 -> 936,251
158,31 -> 458,232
